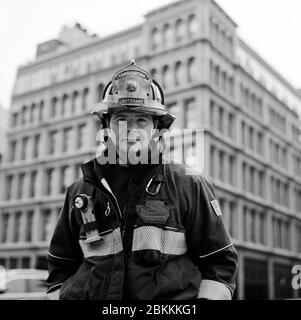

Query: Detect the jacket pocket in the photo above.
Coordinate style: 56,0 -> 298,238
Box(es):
136,200 -> 170,224
59,260 -> 91,300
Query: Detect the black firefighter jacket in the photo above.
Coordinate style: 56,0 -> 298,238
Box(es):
46,159 -> 238,300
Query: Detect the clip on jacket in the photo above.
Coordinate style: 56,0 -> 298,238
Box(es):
74,194 -> 103,243
145,177 -> 162,196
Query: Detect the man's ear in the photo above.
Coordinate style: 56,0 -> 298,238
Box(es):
153,118 -> 160,129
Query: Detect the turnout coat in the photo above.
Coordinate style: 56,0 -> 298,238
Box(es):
46,159 -> 238,300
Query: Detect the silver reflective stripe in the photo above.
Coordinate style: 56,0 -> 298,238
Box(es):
197,279 -> 232,300
79,228 -> 123,258
132,226 -> 187,255
46,288 -> 61,300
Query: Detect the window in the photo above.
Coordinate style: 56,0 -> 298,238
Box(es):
21,106 -> 28,125
219,150 -> 225,181
29,171 -> 37,198
6,175 -> 13,200
72,91 -> 80,113
97,84 -> 104,103
188,14 -> 198,37
151,27 -> 161,49
244,258 -> 268,300
175,61 -> 184,86
61,94 -> 69,116
184,99 -> 197,129
51,97 -> 58,117
175,19 -> 185,41
77,124 -> 87,149
30,103 -> 37,123
21,136 -> 29,160
10,140 -> 17,161
218,106 -> 224,133
162,65 -> 171,89
45,168 -> 54,195
82,88 -> 89,110
163,23 -> 173,47
17,173 -> 25,199
13,212 -> 22,242
49,130 -> 58,155
1,213 -> 10,243
39,100 -> 44,122
187,57 -> 196,82
41,209 -> 52,242
63,127 -> 73,152
25,211 -> 34,242
33,134 -> 40,158
12,112 -> 18,127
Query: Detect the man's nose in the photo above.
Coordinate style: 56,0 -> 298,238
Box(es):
127,119 -> 139,132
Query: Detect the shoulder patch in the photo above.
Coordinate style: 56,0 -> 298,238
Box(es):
210,200 -> 222,216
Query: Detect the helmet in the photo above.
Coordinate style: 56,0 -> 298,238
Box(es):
91,60 -> 175,130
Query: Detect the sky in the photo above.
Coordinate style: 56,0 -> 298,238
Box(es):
0,0 -> 301,109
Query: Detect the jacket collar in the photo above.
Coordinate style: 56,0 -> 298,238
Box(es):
80,158 -> 162,186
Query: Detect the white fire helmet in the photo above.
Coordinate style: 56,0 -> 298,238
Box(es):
91,60 -> 175,130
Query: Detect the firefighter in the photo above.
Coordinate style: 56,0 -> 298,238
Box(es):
46,60 -> 238,300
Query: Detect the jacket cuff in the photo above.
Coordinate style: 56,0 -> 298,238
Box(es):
46,284 -> 63,300
197,279 -> 232,300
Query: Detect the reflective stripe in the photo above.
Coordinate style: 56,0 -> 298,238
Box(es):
197,279 -> 232,300
199,243 -> 233,259
46,288 -> 61,300
132,226 -> 187,255
79,228 -> 123,258
47,251 -> 78,261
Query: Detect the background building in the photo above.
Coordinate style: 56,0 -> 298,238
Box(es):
0,0 -> 301,299
0,104 -> 9,165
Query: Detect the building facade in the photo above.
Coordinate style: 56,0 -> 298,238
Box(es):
0,104 -> 9,165
0,0 -> 301,299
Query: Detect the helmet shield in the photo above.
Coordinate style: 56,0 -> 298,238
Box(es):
91,60 -> 175,129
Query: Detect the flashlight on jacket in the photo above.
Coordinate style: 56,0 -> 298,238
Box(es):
74,194 -> 102,243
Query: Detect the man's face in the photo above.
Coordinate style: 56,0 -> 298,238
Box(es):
109,111 -> 155,159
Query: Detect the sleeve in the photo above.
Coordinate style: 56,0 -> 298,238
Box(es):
185,177 -> 238,300
45,187 -> 83,300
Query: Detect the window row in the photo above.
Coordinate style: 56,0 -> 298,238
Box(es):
151,14 -> 198,50
11,101 -> 44,127
48,123 -> 89,155
209,16 -> 234,55
10,134 -> 40,161
50,87 -> 89,118
240,84 -> 263,117
150,57 -> 197,90
11,88 -> 91,128
8,123 -> 89,162
242,162 -> 265,198
166,98 -> 198,131
272,217 -> 291,251
241,121 -> 264,155
0,256 -> 32,269
5,163 -> 82,201
269,107 -> 286,134
210,100 -> 235,139
210,60 -> 234,96
0,208 -> 60,244
269,139 -> 288,169
243,206 -> 266,245
210,146 -> 236,186
270,176 -> 289,208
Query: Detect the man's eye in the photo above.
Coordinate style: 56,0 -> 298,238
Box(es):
116,118 -> 127,122
138,118 -> 147,123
